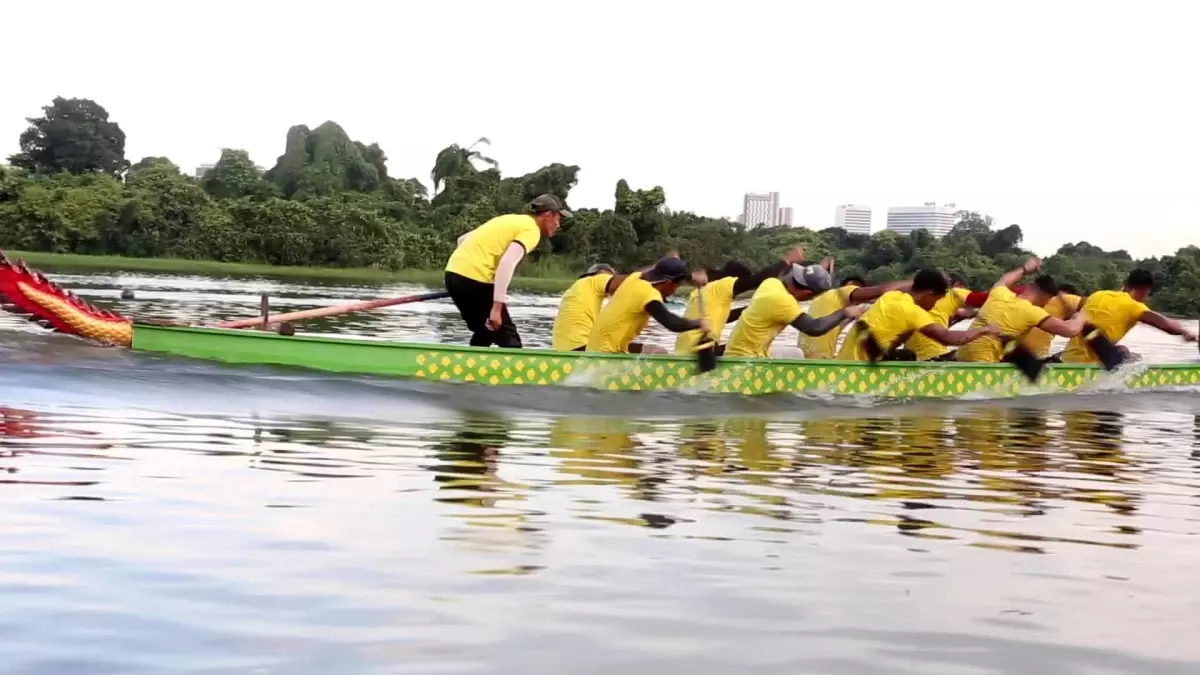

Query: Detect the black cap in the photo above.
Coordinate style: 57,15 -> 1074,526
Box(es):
641,257 -> 689,283
530,194 -> 572,218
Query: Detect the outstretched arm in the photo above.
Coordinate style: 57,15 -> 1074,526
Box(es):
1140,310 -> 1199,341
791,308 -> 855,336
1035,313 -> 1088,338
994,257 -> 1041,289
645,301 -> 706,334
919,323 -> 998,346
847,279 -> 912,304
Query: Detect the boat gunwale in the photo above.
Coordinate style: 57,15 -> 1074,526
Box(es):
131,324 -> 1200,372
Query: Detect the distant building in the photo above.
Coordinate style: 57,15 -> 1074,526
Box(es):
742,191 -> 781,228
886,202 -> 960,238
194,164 -> 216,179
778,207 -> 794,227
834,204 -> 872,235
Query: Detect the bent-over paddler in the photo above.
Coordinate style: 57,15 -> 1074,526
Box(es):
904,272 -> 983,362
585,257 -> 711,354
444,194 -> 570,348
957,259 -> 1090,363
674,246 -> 808,355
800,274 -> 915,359
725,264 -> 864,359
553,263 -> 626,351
1060,269 -> 1197,364
837,269 -> 998,362
1025,282 -> 1083,360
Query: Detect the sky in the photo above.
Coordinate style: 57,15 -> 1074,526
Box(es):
3,0 -> 1198,259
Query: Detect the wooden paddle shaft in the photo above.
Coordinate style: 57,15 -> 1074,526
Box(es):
217,291 -> 451,329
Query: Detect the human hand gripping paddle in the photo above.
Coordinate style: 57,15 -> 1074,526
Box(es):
691,269 -> 720,373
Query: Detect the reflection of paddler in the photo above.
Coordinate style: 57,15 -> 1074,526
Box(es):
674,247 -> 806,355
837,269 -> 998,362
547,417 -> 640,484
725,264 -> 862,358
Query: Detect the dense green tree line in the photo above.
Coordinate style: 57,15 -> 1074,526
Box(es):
3,96 -> 1200,315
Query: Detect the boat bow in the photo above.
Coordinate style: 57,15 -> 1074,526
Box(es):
0,251 -> 133,347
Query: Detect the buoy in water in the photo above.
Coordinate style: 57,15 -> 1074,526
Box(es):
120,289 -> 135,300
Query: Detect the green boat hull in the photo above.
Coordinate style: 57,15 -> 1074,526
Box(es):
129,324 -> 1200,398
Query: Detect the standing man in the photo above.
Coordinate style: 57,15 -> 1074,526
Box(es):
443,194 -> 570,347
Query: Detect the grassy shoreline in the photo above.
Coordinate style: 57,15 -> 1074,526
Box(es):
4,250 -> 577,294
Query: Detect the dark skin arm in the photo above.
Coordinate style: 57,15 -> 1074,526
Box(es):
727,306 -> 746,322
918,322 -> 999,346
847,279 -> 913,304
791,309 -> 854,336
645,300 -> 705,333
1140,310 -> 1198,340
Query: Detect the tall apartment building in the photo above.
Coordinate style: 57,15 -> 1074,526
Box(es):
777,207 -> 794,227
885,202 -> 960,238
834,204 -> 872,235
742,191 -> 781,228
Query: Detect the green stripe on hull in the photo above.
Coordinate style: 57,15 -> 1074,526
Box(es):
130,324 -> 1200,398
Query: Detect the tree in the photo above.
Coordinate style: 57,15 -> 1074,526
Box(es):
8,97 -> 129,176
430,137 -> 497,196
202,149 -> 276,200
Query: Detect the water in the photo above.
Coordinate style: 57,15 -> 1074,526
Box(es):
2,268 -> 1199,674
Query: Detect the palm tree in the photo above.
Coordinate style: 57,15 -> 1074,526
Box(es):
430,137 -> 498,196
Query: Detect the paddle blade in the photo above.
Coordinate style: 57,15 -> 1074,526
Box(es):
1001,339 -> 1045,383
1083,325 -> 1126,371
695,335 -> 719,373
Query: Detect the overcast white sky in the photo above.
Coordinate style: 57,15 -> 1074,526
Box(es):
3,0 -> 1198,258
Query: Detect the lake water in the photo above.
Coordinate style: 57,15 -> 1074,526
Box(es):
2,268 -> 1200,674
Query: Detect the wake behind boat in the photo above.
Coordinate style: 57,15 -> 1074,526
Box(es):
2,249 -> 1199,399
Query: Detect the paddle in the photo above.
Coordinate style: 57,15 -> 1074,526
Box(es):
216,291 -> 451,330
1057,293 -> 1125,371
692,273 -> 719,373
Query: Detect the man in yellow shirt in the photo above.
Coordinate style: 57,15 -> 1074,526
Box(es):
1025,282 -> 1082,360
586,257 -> 711,354
1060,269 -> 1197,364
552,264 -> 619,351
800,274 -> 914,359
443,194 -> 569,348
726,264 -> 864,358
674,247 -> 807,355
837,269 -> 999,362
904,272 -> 982,361
957,259 -> 1089,363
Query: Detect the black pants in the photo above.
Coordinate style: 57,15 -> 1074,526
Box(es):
444,271 -> 522,348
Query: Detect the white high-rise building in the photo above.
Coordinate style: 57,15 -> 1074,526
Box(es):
886,202 -> 960,238
778,207 -> 794,227
742,192 -> 781,228
194,164 -> 216,179
834,204 -> 872,235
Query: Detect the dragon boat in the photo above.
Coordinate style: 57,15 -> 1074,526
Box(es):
2,251 -> 1199,398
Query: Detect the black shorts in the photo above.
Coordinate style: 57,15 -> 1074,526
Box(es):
443,271 -> 522,348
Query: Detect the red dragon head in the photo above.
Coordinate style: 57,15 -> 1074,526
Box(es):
0,250 -> 134,347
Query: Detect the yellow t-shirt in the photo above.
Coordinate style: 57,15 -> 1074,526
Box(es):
585,273 -> 663,353
956,286 -> 1050,363
799,285 -> 856,359
837,291 -> 936,361
674,276 -> 738,354
905,287 -> 971,361
552,274 -> 613,351
725,278 -> 803,358
1025,293 -> 1082,358
1061,290 -> 1150,364
444,214 -> 542,283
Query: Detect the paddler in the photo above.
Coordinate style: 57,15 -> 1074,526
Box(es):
725,264 -> 865,359
1059,269 -> 1197,364
1026,282 -> 1083,361
904,272 -> 982,362
799,274 -> 915,359
673,247 -> 808,355
443,194 -> 570,348
837,269 -> 999,361
956,258 -> 1090,363
585,257 -> 711,354
552,263 -> 622,352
